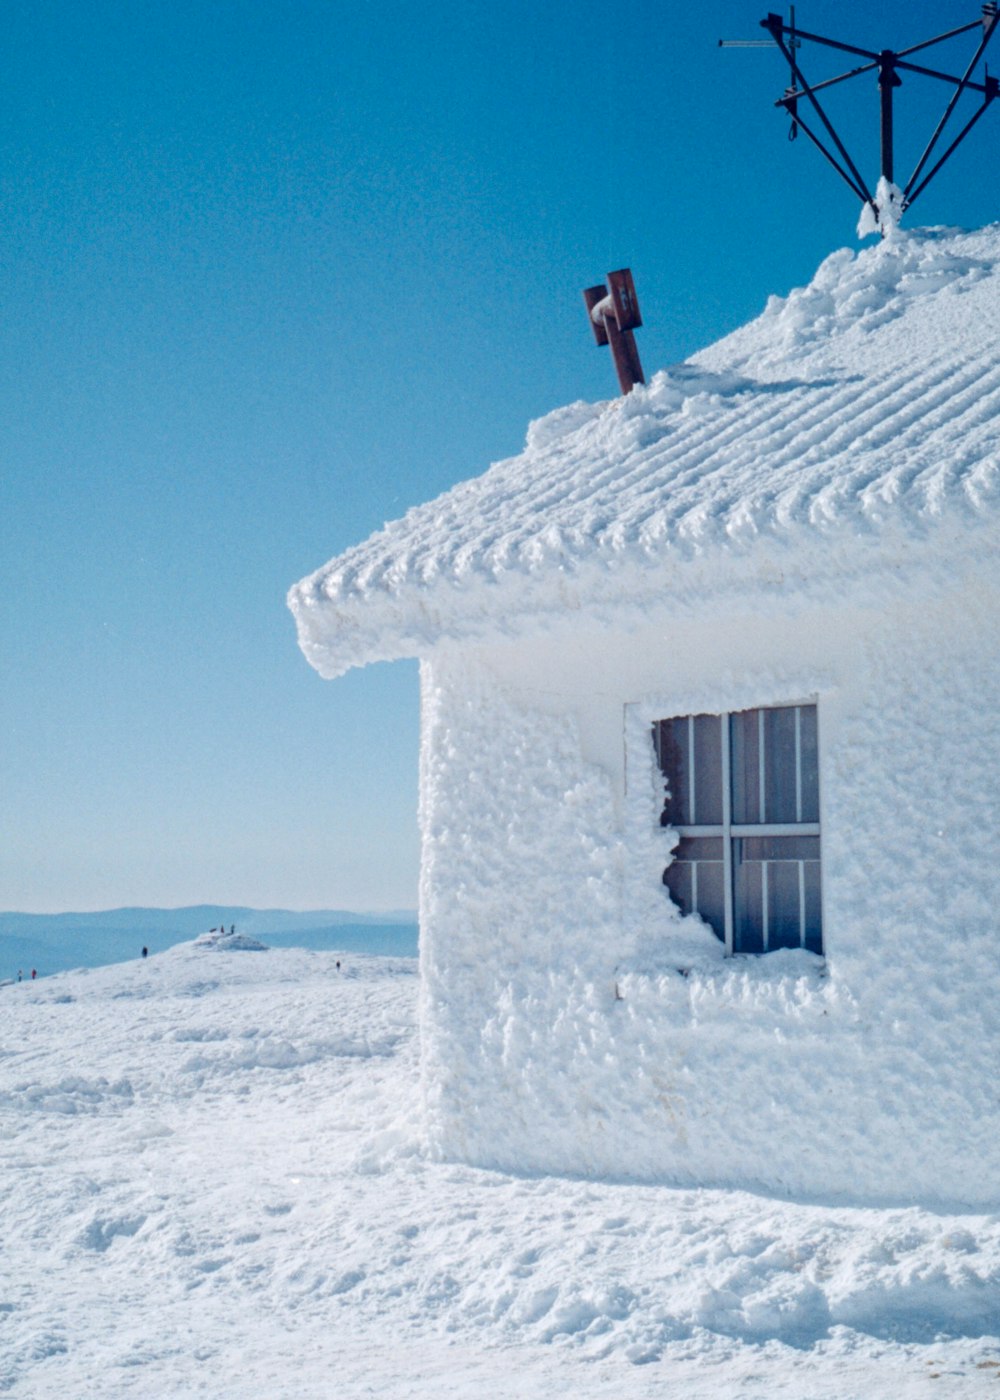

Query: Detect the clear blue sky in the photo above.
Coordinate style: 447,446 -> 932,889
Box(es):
2,0 -> 996,913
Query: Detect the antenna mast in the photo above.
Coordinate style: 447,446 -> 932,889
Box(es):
724,6 -> 999,226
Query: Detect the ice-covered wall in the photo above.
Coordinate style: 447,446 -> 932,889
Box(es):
416,559 -> 1000,1207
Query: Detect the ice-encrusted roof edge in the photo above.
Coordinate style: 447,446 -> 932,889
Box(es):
291,511 -> 996,680
289,225 -> 1000,679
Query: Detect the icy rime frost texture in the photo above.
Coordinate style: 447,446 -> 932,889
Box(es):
414,580 -> 1000,1204
819,584 -> 1000,1197
418,653 -> 624,1171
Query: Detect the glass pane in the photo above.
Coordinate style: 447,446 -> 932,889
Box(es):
694,859 -> 726,943
730,709 -> 762,825
763,706 -> 798,824
767,860 -> 802,950
692,714 -> 723,825
740,836 -> 820,862
734,838 -> 823,955
655,714 -> 723,827
664,837 -> 725,943
732,704 -> 820,827
672,837 -> 725,862
732,844 -> 764,953
804,861 -> 823,954
655,717 -> 691,826
799,705 -> 820,823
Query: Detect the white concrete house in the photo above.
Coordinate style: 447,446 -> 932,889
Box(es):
290,226 -> 1000,1207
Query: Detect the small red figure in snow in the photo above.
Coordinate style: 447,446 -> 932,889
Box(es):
31,969 -> 36,980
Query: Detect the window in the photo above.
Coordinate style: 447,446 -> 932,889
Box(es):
653,704 -> 822,956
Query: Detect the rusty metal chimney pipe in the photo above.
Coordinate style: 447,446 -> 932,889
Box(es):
583,269 -> 646,394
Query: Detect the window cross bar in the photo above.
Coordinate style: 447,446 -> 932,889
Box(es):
676,823 -> 821,839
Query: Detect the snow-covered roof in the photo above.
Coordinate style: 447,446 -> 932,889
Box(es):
290,226 -> 1000,678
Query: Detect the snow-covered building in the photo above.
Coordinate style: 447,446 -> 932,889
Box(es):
290,226 -> 1000,1208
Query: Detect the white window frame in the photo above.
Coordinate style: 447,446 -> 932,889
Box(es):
654,703 -> 822,957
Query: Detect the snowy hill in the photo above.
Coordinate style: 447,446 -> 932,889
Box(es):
2,942 -> 998,1397
0,905 -> 418,980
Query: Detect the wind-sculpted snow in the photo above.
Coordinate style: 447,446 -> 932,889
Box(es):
1,1074 -> 135,1116
2,946 -> 999,1396
291,225 -> 1000,678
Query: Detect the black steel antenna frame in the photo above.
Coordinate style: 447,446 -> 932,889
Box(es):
758,7 -> 999,216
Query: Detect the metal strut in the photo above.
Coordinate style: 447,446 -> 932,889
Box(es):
763,13 -> 874,207
735,7 -> 1000,222
904,4 -> 999,200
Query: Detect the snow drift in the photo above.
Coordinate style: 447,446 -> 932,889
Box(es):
3,946 -> 999,1397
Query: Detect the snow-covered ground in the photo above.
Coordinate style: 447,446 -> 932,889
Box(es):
4,941 -> 999,1397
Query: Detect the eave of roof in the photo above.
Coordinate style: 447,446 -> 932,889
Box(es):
290,226 -> 1000,679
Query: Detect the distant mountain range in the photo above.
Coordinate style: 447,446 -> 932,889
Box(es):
0,906 -> 419,980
